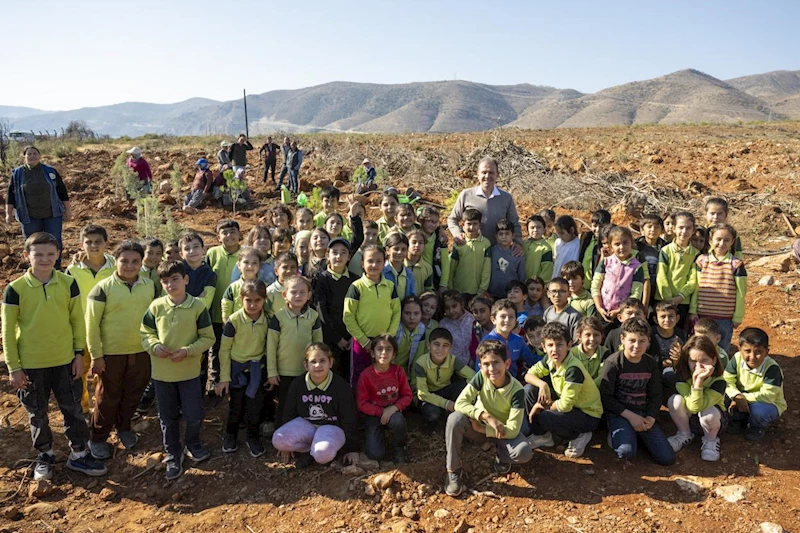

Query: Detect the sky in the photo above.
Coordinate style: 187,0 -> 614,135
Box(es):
4,0 -> 799,111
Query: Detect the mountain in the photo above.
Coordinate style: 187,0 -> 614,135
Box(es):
727,70 -> 800,118
509,69 -> 780,129
2,70 -> 798,136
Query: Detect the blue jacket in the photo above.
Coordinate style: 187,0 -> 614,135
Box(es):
477,329 -> 541,378
382,263 -> 416,300
11,164 -> 65,224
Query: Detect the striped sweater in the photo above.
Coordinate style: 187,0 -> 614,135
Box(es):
689,252 -> 747,323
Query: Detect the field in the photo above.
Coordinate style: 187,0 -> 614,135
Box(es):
1,122 -> 800,533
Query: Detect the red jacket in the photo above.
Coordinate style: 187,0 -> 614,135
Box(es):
127,157 -> 152,182
356,364 -> 412,417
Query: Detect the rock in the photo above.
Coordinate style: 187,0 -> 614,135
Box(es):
675,477 -> 706,494
750,252 -> 794,273
1,505 -> 20,520
314,179 -> 333,190
401,502 -> 418,520
99,487 -> 117,502
23,502 -> 61,517
372,472 -> 395,490
0,244 -> 11,260
28,479 -> 56,498
157,523 -> 169,532
333,180 -> 346,189
364,484 -> 376,497
342,465 -> 365,476
379,519 -> 419,533
759,275 -> 775,286
453,519 -> 470,533
391,505 -> 401,517
760,522 -> 786,533
434,509 -> 450,519
86,479 -> 99,490
649,155 -> 664,164
156,163 -> 172,173
158,194 -> 177,206
524,517 -> 535,525
159,180 -> 173,194
96,196 -> 125,216
714,484 -> 747,503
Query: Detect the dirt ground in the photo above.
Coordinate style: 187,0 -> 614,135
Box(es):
1,123 -> 799,533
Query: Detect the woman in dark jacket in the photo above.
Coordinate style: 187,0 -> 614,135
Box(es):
4,146 -> 71,267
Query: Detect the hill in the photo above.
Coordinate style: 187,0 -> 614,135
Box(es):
727,70 -> 800,118
0,105 -> 50,120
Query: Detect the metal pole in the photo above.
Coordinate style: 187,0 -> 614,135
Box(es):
243,89 -> 249,138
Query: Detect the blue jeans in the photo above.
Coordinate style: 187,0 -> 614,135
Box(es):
154,376 -> 204,459
363,412 -> 406,460
419,380 -> 466,424
21,216 -> 63,269
288,169 -> 299,194
607,412 -> 676,466
731,401 -> 780,430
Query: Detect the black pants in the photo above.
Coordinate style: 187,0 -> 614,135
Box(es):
364,413 -> 407,460
263,159 -> 277,182
227,386 -> 264,440
204,323 -> 224,387
19,363 -> 90,453
277,165 -> 289,187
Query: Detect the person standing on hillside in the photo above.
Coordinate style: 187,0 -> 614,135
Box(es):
126,147 -> 153,194
5,146 -> 72,270
259,136 -> 280,184
287,141 -> 315,196
276,136 -> 292,191
217,141 -> 232,168
448,157 -> 523,254
227,134 -> 253,174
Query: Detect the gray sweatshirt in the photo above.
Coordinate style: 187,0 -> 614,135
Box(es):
447,186 -> 521,245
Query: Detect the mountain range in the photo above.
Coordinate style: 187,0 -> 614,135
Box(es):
3,69 -> 799,137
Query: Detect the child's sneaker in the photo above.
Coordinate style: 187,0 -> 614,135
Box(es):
33,452 -> 56,481
668,431 -> 694,452
526,432 -> 554,449
260,422 -> 276,438
493,456 -> 511,474
67,451 -> 108,477
118,431 -> 139,450
222,434 -> 238,453
88,440 -> 112,460
700,437 -> 721,461
184,445 -> 211,463
744,426 -> 766,442
565,432 -> 593,458
246,439 -> 266,458
294,452 -> 313,469
444,469 -> 465,497
164,453 -> 183,481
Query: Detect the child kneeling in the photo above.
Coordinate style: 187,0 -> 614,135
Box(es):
272,344 -> 360,468
444,340 -> 533,497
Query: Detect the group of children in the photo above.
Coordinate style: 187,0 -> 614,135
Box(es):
1,189 -> 786,497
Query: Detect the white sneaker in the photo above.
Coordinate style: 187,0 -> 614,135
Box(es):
565,432 -> 593,458
526,432 -> 555,449
668,431 -> 694,452
700,437 -> 720,462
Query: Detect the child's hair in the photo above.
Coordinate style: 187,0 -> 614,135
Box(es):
406,228 -> 426,244
305,342 -> 333,361
693,226 -> 707,245
364,220 -> 379,231
284,274 -> 312,292
591,210 -> 612,226
541,322 -> 570,344
620,317 -> 650,338
296,207 -> 314,220
166,240 -> 179,250
361,244 -> 386,262
739,327 -> 769,349
179,230 -> 204,249
320,186 -> 341,201
548,277 -> 569,290
25,232 -> 61,252
381,190 -> 399,205
525,276 -> 544,289
663,212 -> 676,224
708,223 -> 737,242
442,289 -> 464,307
240,279 -> 268,299
325,212 -> 344,226
216,218 -> 240,233
397,203 -> 415,217
505,279 -> 527,295
576,316 -> 605,337
158,260 -> 186,279
693,317 -> 720,336
273,228 -> 293,244
238,245 -> 261,262
704,197 -> 729,214
560,261 -> 584,280
537,209 -> 556,223
275,251 -> 299,268
143,237 -> 163,251
401,295 -> 422,312
608,225 -> 633,244
420,291 -> 441,319
525,316 -> 546,332
495,218 -> 514,234
419,205 -> 440,223
619,297 -> 646,315
477,340 -> 507,361
429,327 -> 453,344
676,335 -> 723,380
461,208 -> 482,223
554,215 -> 578,236
526,215 -> 546,231
370,333 -> 398,357
269,205 -> 294,224
599,224 -> 616,242
640,213 -> 664,229
384,232 -> 409,250
674,211 -> 696,228
654,300 -> 678,314
245,225 -> 272,246
113,240 -> 145,259
490,298 -> 516,317
80,224 -> 108,242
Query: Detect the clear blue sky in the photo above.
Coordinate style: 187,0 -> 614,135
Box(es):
4,0 -> 799,110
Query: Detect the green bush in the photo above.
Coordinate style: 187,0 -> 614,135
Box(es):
306,187 -> 323,212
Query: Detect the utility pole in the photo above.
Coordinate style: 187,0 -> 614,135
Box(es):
243,89 -> 249,138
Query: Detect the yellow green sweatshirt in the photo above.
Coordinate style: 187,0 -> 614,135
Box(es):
656,242 -> 699,303
448,235 -> 491,294
523,238 -> 554,282
218,309 -> 268,383
455,371 -> 525,439
65,254 -> 115,314
343,274 -> 401,347
528,353 -> 603,418
206,245 -> 240,323
266,306 -> 323,378
723,352 -> 786,415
